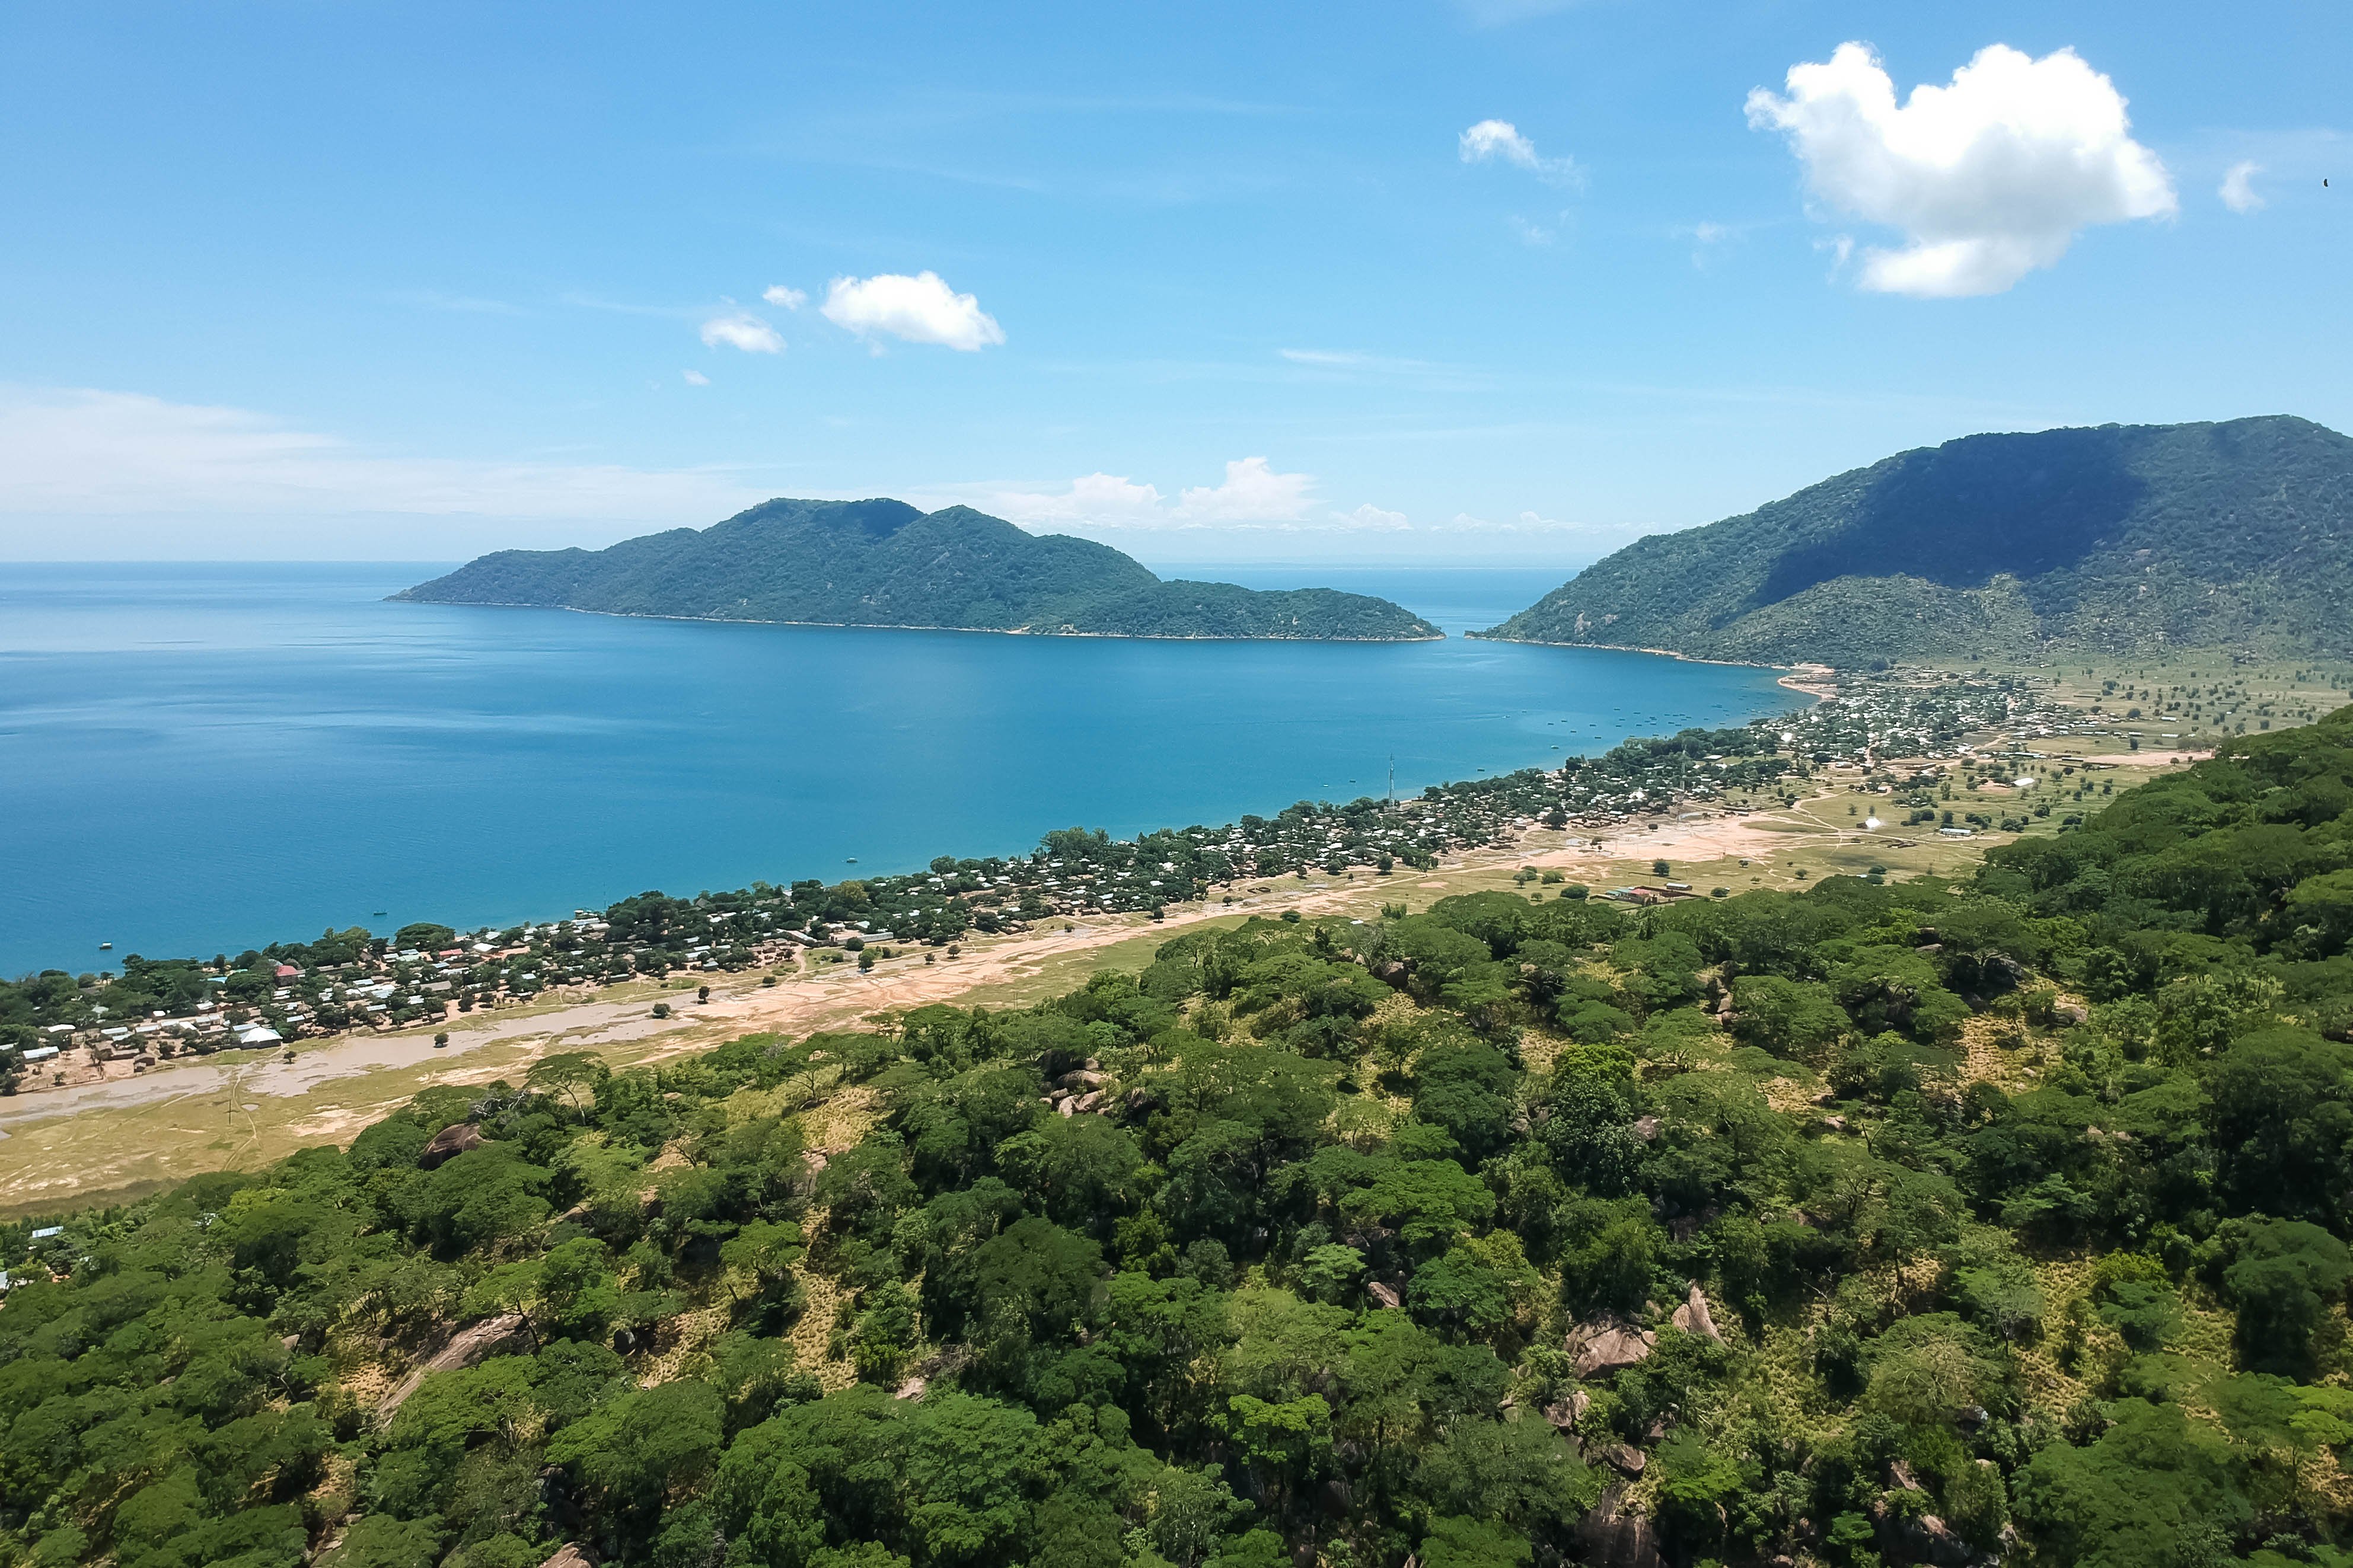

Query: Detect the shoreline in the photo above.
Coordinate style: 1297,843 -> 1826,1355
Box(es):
0,640 -> 1803,979
387,598 -> 1446,644
1469,629 -> 1825,679
0,677 -> 2241,1213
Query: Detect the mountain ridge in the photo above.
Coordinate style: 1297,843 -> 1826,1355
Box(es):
396,499 -> 1443,641
1480,415 -> 2353,666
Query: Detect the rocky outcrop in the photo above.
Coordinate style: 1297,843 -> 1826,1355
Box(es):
418,1121 -> 485,1168
376,1312 -> 529,1424
1566,1318 -> 1656,1378
1543,1390 -> 1590,1430
1672,1282 -> 1724,1344
1577,1481 -> 1666,1568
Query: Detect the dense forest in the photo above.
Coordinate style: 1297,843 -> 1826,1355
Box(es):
1482,417 -> 2353,666
7,707 -> 2353,1568
395,499 -> 1439,641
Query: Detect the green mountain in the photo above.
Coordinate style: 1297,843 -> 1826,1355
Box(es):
396,498 -> 1440,640
1482,415 -> 2353,666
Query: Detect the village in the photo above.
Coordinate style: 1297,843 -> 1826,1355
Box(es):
0,665 -> 2229,1097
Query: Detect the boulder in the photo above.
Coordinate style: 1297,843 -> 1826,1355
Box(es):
1566,1319 -> 1656,1378
1072,1090 -> 1107,1114
894,1375 -> 927,1401
377,1312 -> 528,1424
541,1547 -> 595,1568
1542,1390 -> 1590,1430
1671,1282 -> 1724,1345
419,1122 -> 485,1169
1367,1281 -> 1402,1311
1577,1481 -> 1667,1568
1602,1444 -> 1647,1477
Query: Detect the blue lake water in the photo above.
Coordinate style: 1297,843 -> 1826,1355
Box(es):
0,563 -> 1797,973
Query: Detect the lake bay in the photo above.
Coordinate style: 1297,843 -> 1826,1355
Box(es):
0,563 -> 1796,973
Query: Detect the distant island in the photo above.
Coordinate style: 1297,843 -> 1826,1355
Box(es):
395,498 -> 1442,641
1481,415 -> 2353,666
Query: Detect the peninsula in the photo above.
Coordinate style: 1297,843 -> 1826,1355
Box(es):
1482,415 -> 2353,666
396,497 -> 1442,641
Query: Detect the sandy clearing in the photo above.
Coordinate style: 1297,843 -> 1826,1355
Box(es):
2074,751 -> 2212,766
0,800 -> 1914,1149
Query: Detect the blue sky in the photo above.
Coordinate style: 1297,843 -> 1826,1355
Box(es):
1,0 -> 2344,566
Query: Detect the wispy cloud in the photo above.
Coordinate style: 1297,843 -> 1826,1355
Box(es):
700,311 -> 786,353
1459,119 -> 1582,187
0,385 -> 766,521
2220,161 -> 2265,213
1274,347 -> 1488,393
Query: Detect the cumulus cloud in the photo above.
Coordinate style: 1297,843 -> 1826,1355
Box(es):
1459,119 -> 1580,186
820,271 -> 1005,350
1175,456 -> 1318,523
761,285 -> 808,309
937,460 -> 1422,534
976,471 -> 1168,527
1746,41 -> 2176,296
2220,161 -> 2265,213
699,311 -> 785,353
681,369 -> 711,387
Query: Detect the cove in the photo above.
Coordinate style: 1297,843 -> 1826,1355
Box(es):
0,563 -> 1796,973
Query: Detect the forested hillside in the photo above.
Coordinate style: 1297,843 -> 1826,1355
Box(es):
1483,417 -> 2353,666
7,708 -> 2353,1568
396,500 -> 1439,641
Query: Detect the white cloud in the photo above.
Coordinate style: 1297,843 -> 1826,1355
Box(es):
761,285 -> 808,309
0,386 -> 764,528
2220,160 -> 2265,213
1175,456 -> 1318,523
820,271 -> 1005,350
1458,119 -> 1580,186
979,471 -> 1169,526
699,311 -> 785,353
1507,214 -> 1557,246
934,459 -> 1419,534
1746,41 -> 2176,296
681,369 -> 711,387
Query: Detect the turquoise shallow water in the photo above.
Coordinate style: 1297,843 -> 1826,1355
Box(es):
0,563 -> 1795,973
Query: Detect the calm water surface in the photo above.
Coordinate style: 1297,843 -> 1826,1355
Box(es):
0,563 -> 1796,972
